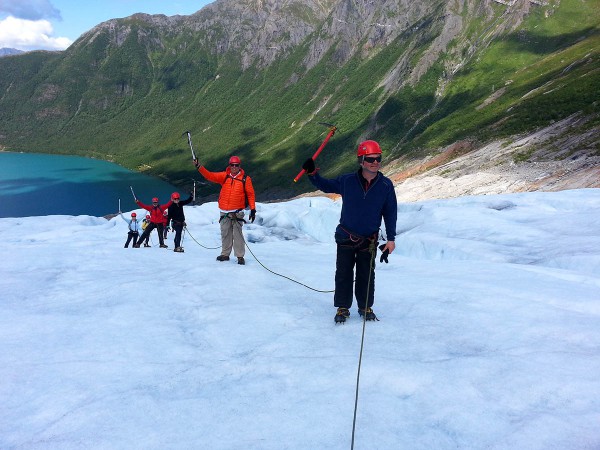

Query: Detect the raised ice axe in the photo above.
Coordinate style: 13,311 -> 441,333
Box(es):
183,131 -> 197,164
293,122 -> 337,182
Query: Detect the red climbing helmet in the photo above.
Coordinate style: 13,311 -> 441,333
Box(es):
171,192 -> 180,200
152,197 -> 159,203
131,212 -> 137,218
356,140 -> 382,157
229,155 -> 241,165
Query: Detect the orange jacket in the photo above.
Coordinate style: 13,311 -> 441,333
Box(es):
198,166 -> 256,211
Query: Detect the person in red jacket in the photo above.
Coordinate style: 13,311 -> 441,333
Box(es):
194,155 -> 256,265
133,196 -> 173,248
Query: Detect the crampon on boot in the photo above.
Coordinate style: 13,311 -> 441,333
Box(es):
358,307 -> 379,321
334,307 -> 350,324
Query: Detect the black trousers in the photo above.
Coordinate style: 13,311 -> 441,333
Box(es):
333,234 -> 377,310
138,223 -> 165,246
172,222 -> 184,248
124,231 -> 138,248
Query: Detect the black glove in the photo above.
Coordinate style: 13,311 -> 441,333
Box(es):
193,159 -> 200,169
302,158 -> 316,175
379,244 -> 390,263
249,209 -> 256,223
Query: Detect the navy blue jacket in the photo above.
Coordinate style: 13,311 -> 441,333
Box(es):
308,169 -> 397,241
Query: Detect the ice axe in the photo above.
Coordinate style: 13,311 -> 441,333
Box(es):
129,185 -> 137,202
294,122 -> 337,182
183,130 -> 197,163
191,178 -> 197,202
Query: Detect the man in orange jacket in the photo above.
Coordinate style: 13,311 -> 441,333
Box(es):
194,155 -> 256,265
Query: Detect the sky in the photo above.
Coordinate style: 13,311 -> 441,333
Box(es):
1,188 -> 599,449
0,0 -> 214,51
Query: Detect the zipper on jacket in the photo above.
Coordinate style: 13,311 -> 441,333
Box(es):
357,171 -> 381,199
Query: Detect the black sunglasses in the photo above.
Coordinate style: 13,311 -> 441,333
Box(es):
230,163 -> 240,167
363,155 -> 382,163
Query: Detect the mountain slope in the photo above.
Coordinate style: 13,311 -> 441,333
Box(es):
0,0 -> 598,200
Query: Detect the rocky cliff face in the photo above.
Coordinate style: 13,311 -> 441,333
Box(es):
194,0 -> 335,68
75,0 -> 531,78
387,113 -> 600,202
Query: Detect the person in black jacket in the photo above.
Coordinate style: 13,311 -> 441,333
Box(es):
167,191 -> 194,252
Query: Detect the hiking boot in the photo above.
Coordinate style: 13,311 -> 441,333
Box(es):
334,307 -> 350,324
216,255 -> 230,262
174,247 -> 184,253
358,307 -> 379,321
237,257 -> 245,265
133,244 -> 140,248
143,243 -> 151,247
160,244 -> 168,248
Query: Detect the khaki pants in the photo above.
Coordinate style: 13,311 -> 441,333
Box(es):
219,211 -> 245,258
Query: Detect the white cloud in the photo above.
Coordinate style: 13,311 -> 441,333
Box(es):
0,15 -> 71,51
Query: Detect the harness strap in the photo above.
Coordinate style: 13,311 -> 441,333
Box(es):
339,226 -> 377,244
219,212 -> 246,224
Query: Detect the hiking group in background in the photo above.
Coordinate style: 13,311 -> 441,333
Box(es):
124,192 -> 194,252
122,132 -> 395,323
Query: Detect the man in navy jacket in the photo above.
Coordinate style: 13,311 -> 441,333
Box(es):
303,140 -> 397,323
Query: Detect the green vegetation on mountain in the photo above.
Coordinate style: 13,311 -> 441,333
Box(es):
0,0 -> 598,200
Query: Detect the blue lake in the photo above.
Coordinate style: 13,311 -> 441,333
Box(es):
0,152 -> 182,218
